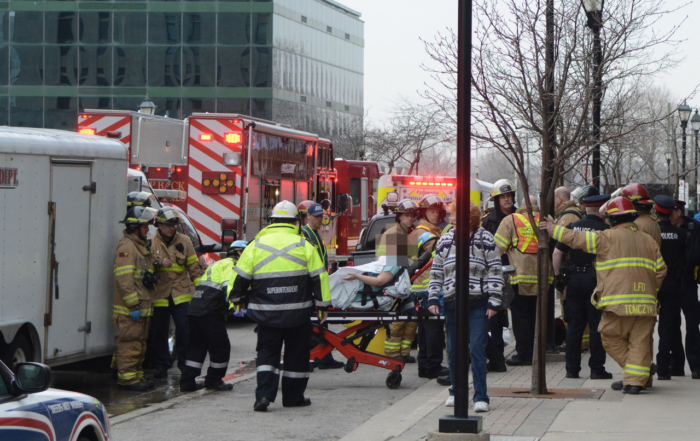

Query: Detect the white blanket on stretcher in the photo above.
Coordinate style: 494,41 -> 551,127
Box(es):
329,257 -> 410,310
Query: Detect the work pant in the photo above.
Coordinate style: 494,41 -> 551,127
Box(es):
564,273 -> 606,375
256,321 -> 311,406
599,312 -> 656,387
510,289 -> 537,362
181,313 -> 231,388
658,284 -> 700,374
384,321 -> 418,357
116,314 -> 150,385
485,309 -> 508,365
417,320 -> 445,374
149,297 -> 190,373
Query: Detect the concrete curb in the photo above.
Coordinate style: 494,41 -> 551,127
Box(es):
110,371 -> 257,426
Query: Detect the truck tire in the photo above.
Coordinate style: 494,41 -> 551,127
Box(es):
2,334 -> 34,370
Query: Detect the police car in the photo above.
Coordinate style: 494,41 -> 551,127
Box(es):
0,360 -> 111,441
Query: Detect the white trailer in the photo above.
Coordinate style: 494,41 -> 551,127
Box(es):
0,127 -> 127,367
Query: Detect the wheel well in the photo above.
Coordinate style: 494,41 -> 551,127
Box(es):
77,426 -> 100,441
0,324 -> 40,362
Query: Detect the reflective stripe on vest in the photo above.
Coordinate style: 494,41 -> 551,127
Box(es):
513,213 -> 540,254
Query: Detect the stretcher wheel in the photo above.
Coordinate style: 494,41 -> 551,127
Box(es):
344,363 -> 354,373
386,371 -> 402,389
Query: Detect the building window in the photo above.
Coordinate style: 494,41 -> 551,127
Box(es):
301,96 -> 307,103
301,15 -> 307,23
344,105 -> 350,111
327,26 -> 332,33
326,101 -> 332,108
345,33 -> 350,40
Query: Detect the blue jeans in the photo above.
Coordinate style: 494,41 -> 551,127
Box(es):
444,300 -> 489,404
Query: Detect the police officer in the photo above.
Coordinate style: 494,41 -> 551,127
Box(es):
541,197 -> 667,394
482,179 -> 517,372
149,207 -> 203,378
553,194 -> 612,379
113,206 -> 158,391
300,201 -> 344,370
180,241 -> 248,392
228,201 -> 331,411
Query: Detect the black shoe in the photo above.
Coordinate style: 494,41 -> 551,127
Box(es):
590,371 -> 613,380
692,371 -> 700,380
283,398 -> 312,408
657,374 -> 671,380
254,397 -> 271,412
206,383 -> 234,391
566,372 -> 580,379
318,359 -> 345,370
622,384 -> 642,395
154,368 -> 168,379
506,355 -> 532,366
418,370 -> 427,378
180,383 -> 205,392
119,382 -> 149,392
487,363 -> 507,373
611,380 -> 624,391
426,366 -> 450,379
436,376 -> 452,386
403,355 -> 416,364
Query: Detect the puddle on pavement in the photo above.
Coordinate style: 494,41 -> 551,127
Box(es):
51,357 -> 257,417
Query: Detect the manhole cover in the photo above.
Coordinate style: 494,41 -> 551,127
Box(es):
488,387 -> 604,399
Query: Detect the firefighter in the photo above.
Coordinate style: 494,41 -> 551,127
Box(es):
149,207 -> 203,378
667,199 -> 700,379
540,196 -> 667,394
412,195 -> 449,379
126,191 -> 158,209
180,241 -> 248,392
622,183 -> 662,247
113,206 -> 158,391
554,186 -> 582,227
482,179 -> 517,372
300,201 -> 344,370
494,195 -> 552,366
379,199 -> 420,362
552,194 -> 612,379
228,201 -> 331,411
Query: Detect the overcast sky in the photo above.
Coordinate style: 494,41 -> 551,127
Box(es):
341,0 -> 700,122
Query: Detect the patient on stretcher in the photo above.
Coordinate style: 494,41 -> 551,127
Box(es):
329,257 -> 412,311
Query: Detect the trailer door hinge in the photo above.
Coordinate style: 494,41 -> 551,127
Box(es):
82,182 -> 97,194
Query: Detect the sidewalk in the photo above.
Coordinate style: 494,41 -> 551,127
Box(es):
341,327 -> 700,441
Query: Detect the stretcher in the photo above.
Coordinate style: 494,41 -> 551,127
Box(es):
311,260 -> 442,389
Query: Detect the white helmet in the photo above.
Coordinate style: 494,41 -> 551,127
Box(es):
270,200 -> 299,219
490,179 -> 517,201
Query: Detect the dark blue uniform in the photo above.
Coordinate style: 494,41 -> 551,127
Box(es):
555,214 -> 609,376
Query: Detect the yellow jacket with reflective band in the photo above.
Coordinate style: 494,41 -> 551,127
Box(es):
227,223 -> 331,328
151,231 -> 203,307
551,221 -> 667,316
555,200 -> 582,227
634,212 -> 662,248
410,219 -> 441,292
188,257 -> 236,316
113,231 -> 155,319
494,207 -> 553,295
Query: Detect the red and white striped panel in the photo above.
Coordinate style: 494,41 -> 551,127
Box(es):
77,113 -> 132,150
187,117 -> 244,245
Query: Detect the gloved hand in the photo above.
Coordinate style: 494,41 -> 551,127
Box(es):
555,274 -> 567,292
130,309 -> 142,321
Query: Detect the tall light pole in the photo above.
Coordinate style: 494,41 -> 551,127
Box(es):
678,102 -> 691,181
582,0 -> 603,191
138,96 -> 157,115
665,149 -> 673,184
691,110 -> 700,211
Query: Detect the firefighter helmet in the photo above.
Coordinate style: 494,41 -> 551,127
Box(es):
621,183 -> 653,205
572,185 -> 599,203
155,206 -> 181,225
270,200 -> 299,219
490,179 -> 517,201
127,191 -> 158,208
297,200 -> 315,216
605,196 -> 638,217
227,240 -> 248,258
419,195 -> 447,222
417,232 -> 438,253
120,206 -> 157,227
393,199 -> 419,217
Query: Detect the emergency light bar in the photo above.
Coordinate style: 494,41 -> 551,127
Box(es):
408,181 -> 454,187
79,128 -> 96,135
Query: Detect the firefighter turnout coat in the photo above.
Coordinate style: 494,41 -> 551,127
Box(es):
113,231 -> 156,318
151,231 -> 203,307
635,212 -> 662,248
494,207 -> 553,295
550,222 -> 667,316
555,200 -> 582,227
228,223 -> 331,327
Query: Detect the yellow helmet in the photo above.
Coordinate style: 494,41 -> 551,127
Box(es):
490,179 -> 517,201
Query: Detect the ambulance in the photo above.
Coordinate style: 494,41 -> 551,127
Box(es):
376,174 -> 458,210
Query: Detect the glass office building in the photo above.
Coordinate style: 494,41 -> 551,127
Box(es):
0,0 -> 363,142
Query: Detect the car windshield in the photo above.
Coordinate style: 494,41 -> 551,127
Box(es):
364,217 -> 394,251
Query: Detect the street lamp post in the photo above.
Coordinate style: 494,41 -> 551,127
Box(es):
665,149 -> 673,184
138,96 -> 157,115
691,110 -> 700,211
678,102 -> 691,180
582,0 -> 604,191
